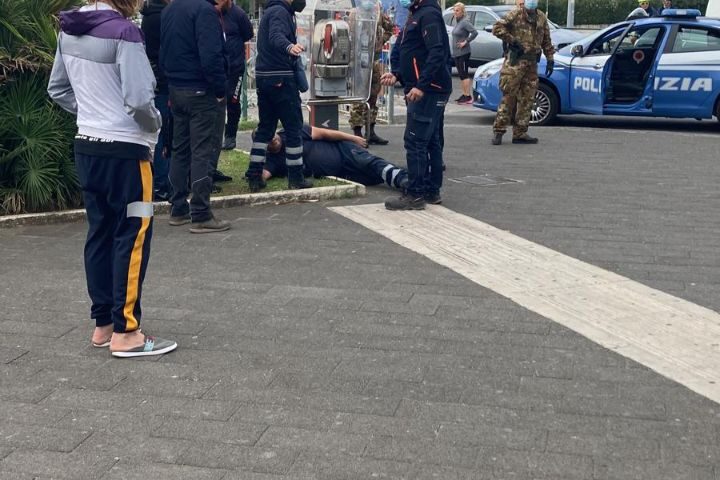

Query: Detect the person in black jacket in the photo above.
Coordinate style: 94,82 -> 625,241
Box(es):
141,0 -> 172,202
244,0 -> 313,192
161,0 -> 230,233
381,0 -> 452,210
217,0 -> 254,151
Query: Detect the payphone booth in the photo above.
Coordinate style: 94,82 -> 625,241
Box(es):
295,0 -> 379,129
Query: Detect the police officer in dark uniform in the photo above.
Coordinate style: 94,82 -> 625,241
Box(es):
219,0 -> 254,151
380,0 -> 452,210
244,0 -> 312,191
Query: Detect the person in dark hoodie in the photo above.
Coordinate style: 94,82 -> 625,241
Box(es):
380,0 -> 452,210
217,0 -> 254,151
160,0 -> 231,233
48,0 -> 177,358
141,0 -> 172,202
244,0 -> 313,192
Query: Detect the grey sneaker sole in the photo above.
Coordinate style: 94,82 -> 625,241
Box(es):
168,217 -> 191,226
189,224 -> 231,234
111,339 -> 177,358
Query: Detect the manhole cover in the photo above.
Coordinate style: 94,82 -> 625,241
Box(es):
449,175 -> 522,186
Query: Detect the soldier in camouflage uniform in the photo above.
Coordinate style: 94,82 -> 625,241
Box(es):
490,0 -> 554,145
350,6 -> 394,145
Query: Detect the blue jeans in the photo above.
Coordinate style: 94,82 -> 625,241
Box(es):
404,92 -> 449,196
153,94 -> 171,194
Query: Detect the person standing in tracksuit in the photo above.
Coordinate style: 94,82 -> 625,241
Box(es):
244,0 -> 313,192
48,0 -> 177,358
381,0 -> 452,210
218,0 -> 254,152
161,0 -> 231,233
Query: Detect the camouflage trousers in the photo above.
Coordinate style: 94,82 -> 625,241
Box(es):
349,61 -> 383,129
493,59 -> 538,138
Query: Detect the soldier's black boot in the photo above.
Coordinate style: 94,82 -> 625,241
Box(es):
492,132 -> 503,145
353,127 -> 363,138
368,124 -> 389,145
287,166 -> 313,190
512,134 -> 539,144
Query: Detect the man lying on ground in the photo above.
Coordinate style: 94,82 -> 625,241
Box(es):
255,125 -> 409,189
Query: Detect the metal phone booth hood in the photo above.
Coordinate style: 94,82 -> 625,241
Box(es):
295,0 -> 379,128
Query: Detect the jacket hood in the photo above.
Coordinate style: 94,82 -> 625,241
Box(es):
411,0 -> 441,14
141,0 -> 167,16
59,9 -> 123,36
265,0 -> 293,14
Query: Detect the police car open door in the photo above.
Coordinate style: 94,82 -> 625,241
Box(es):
569,24 -> 633,114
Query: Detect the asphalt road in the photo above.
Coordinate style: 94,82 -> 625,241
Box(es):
2,81 -> 720,479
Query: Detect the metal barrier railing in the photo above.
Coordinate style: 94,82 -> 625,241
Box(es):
242,38 -> 398,125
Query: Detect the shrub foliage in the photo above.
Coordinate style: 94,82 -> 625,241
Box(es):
0,0 -> 82,214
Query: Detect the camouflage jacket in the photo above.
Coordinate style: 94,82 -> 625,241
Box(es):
376,12 -> 393,53
492,7 -> 554,62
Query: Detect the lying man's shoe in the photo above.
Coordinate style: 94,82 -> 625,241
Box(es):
212,170 -> 233,183
211,184 -> 223,194
385,193 -> 426,211
491,133 -> 503,145
221,138 -> 236,150
512,134 -> 539,144
153,189 -> 171,202
189,216 -> 231,234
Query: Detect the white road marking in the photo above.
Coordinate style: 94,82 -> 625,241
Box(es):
330,203 -> 720,404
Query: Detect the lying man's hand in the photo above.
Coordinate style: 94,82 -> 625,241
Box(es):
353,136 -> 369,148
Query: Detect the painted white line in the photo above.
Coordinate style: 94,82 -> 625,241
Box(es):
329,203 -> 720,403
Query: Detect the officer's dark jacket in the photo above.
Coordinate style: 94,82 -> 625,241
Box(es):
222,3 -> 254,75
256,0 -> 296,77
141,0 -> 167,93
160,0 -> 227,98
390,0 -> 452,93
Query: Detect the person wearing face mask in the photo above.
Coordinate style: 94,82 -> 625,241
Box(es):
244,0 -> 313,192
380,0 -> 452,210
490,0 -> 554,145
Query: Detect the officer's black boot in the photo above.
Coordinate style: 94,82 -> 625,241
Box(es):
368,124 -> 389,145
353,126 -> 363,138
245,163 -> 266,193
287,166 -> 313,190
492,132 -> 503,145
222,137 -> 236,150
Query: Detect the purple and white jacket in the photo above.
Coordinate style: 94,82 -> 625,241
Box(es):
48,2 -> 160,148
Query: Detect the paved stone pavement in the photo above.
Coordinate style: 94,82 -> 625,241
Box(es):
1,113 -> 720,479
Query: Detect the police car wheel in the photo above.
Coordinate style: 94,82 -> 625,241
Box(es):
531,83 -> 559,126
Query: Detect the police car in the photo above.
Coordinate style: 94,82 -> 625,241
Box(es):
472,9 -> 720,125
